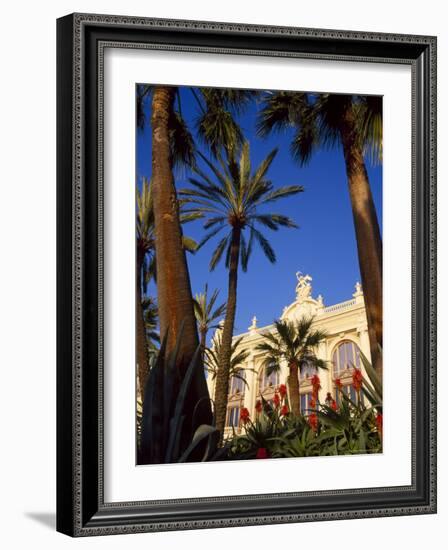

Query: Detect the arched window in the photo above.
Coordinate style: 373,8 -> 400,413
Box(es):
332,340 -> 363,406
332,340 -> 361,376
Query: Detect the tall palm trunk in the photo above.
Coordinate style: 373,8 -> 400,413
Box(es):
214,227 -> 241,441
288,361 -> 301,416
136,248 -> 149,395
151,86 -> 211,427
340,105 -> 383,381
199,328 -> 207,362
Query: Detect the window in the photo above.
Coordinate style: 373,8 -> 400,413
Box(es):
225,406 -> 240,428
300,392 -> 315,414
229,370 -> 245,395
300,361 -> 318,380
335,384 -> 364,406
259,364 -> 279,391
332,340 -> 361,376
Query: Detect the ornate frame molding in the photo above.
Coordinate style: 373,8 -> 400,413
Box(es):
56,13 -> 437,536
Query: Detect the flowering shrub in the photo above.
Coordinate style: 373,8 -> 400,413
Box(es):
256,447 -> 269,459
311,374 -> 321,398
352,368 -> 363,392
227,351 -> 383,460
240,407 -> 250,424
376,413 -> 383,437
273,392 -> 281,407
308,412 -> 318,432
278,384 -> 287,398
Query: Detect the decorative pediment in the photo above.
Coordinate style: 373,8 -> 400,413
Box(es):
281,272 -> 323,322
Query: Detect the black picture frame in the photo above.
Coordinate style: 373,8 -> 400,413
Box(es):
56,13 -> 437,537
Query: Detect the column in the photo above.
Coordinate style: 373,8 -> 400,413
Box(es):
357,323 -> 371,377
318,339 -> 332,403
243,354 -> 257,417
279,358 -> 289,386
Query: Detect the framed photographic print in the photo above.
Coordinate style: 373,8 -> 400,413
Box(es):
56,13 -> 437,536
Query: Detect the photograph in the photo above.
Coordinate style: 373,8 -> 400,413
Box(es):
135,84 -> 383,465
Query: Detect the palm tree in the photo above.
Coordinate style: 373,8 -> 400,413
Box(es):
205,334 -> 251,391
141,295 -> 159,353
193,284 -> 226,358
142,85 -> 258,430
256,317 -> 327,416
136,177 -> 156,392
136,178 -> 199,391
151,86 -> 199,367
257,92 -> 383,379
180,141 -> 303,439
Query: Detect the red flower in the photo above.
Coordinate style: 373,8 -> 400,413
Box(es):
311,374 -> 321,399
278,384 -> 287,398
335,378 -> 343,390
308,412 -> 318,432
240,407 -> 250,424
352,368 -> 363,392
309,397 -> 316,409
280,404 -> 289,416
256,447 -> 269,459
376,413 -> 383,436
273,392 -> 280,407
255,400 -> 262,413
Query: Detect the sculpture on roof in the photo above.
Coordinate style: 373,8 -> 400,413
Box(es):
295,271 -> 313,301
248,315 -> 258,332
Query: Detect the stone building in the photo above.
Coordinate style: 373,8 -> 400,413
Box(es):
206,273 -> 372,437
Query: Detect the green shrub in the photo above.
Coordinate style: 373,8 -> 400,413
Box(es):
227,354 -> 383,459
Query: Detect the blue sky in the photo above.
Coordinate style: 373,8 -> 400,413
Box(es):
137,87 -> 382,337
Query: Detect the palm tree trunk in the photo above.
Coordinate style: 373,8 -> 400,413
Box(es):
214,227 -> 241,442
340,106 -> 383,382
151,86 -> 211,427
136,249 -> 149,396
199,328 -> 207,362
288,361 -> 301,416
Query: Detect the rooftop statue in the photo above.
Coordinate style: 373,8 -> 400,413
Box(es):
295,271 -> 313,301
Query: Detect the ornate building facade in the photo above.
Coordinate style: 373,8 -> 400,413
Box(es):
207,273 -> 372,437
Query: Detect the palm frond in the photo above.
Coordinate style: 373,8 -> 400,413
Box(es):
258,185 -> 304,205
249,226 -> 276,263
256,316 -> 327,379
181,235 -> 198,253
209,234 -> 231,270
169,110 -> 196,170
181,139 -> 301,274
357,95 -> 383,165
197,225 -> 226,250
290,107 -> 319,165
194,284 -> 226,335
196,107 -> 243,157
256,91 -> 307,137
136,85 -> 152,131
212,88 -> 259,114
205,332 -> 250,380
250,147 -> 279,188
274,319 -> 295,349
203,216 -> 227,230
